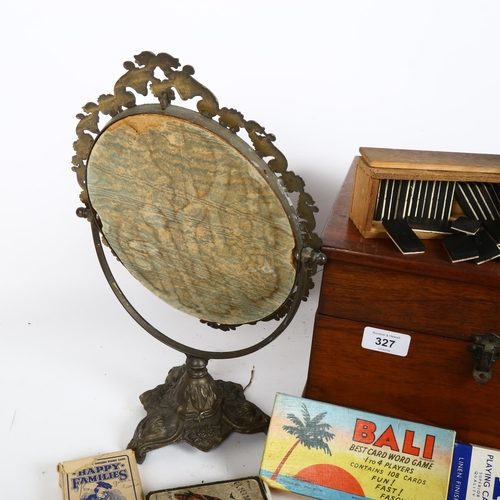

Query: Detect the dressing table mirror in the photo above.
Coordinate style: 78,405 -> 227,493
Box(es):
72,51 -> 325,463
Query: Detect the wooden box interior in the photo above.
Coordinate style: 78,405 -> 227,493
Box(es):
350,147 -> 500,238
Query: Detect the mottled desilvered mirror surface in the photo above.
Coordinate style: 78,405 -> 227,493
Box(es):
87,112 -> 296,325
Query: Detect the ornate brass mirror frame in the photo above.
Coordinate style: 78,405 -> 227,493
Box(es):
73,51 -> 325,462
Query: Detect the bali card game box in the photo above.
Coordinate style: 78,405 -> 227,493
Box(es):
447,442 -> 500,500
146,476 -> 271,500
259,393 -> 456,500
57,449 -> 143,500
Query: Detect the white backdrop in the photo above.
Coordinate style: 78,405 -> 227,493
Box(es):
2,1 -> 500,498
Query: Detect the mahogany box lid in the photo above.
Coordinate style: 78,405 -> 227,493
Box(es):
322,158 -> 500,289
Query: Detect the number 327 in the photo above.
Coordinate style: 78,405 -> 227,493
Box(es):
375,337 -> 395,348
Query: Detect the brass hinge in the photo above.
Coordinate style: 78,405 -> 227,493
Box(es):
468,333 -> 500,385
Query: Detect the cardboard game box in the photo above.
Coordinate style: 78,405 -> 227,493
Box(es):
259,393 -> 456,500
147,476 -> 271,500
447,442 -> 500,500
57,449 -> 143,500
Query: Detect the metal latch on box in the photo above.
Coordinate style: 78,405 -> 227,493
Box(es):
468,333 -> 500,385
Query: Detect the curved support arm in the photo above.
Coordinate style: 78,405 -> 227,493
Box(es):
90,219 -> 314,360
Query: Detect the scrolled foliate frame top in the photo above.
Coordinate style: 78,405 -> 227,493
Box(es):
73,51 -> 324,337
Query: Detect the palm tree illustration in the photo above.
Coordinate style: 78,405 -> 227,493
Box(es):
270,403 -> 335,480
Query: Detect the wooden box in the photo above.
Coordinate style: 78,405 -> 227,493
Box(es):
304,159 -> 500,450
350,147 -> 500,238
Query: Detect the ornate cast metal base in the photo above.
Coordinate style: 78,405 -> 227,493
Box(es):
127,356 -> 270,463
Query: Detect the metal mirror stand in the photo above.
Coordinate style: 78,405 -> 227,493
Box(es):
73,51 -> 325,463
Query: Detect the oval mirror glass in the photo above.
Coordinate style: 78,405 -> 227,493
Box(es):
86,108 -> 297,325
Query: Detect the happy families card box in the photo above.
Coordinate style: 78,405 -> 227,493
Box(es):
57,449 -> 143,500
259,393 -> 455,500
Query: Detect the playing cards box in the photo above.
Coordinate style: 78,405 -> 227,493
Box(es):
259,393 -> 456,500
57,449 -> 143,500
147,476 -> 271,500
447,442 -> 500,500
